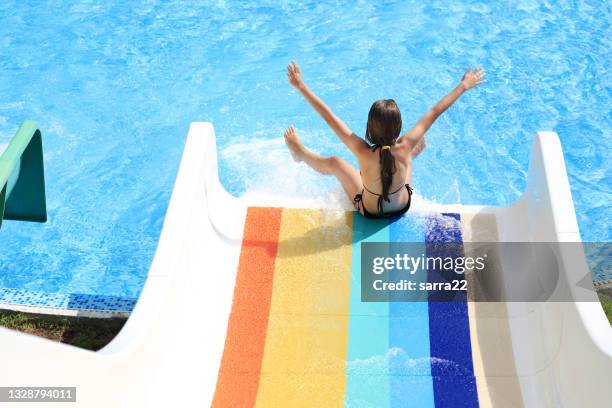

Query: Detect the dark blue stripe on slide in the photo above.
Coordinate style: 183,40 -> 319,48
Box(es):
426,213 -> 478,408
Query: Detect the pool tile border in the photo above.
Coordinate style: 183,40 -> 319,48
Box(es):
0,287 -> 136,318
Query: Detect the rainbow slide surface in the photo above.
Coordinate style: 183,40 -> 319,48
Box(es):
213,207 -> 480,407
0,122 -> 610,407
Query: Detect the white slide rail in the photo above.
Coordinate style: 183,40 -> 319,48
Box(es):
499,132 -> 612,407
0,123 -> 609,407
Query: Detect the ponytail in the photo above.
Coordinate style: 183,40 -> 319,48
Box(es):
377,146 -> 396,213
364,99 -> 402,213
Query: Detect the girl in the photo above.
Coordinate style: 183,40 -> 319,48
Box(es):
284,61 -> 485,218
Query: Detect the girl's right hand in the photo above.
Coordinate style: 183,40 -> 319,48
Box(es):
460,65 -> 486,90
287,61 -> 305,89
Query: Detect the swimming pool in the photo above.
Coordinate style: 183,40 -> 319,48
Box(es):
0,0 -> 609,298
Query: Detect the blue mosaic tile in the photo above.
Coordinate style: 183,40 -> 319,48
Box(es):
0,288 -> 136,312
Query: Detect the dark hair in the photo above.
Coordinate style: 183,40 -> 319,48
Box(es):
365,99 -> 402,211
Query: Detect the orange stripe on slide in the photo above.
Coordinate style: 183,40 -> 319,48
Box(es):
212,207 -> 282,408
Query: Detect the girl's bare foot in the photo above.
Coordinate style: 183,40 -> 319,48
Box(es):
411,138 -> 427,159
284,125 -> 304,162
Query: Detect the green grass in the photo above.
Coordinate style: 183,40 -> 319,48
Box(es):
598,292 -> 612,325
0,310 -> 127,351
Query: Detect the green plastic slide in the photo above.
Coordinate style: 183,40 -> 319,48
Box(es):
0,120 -> 47,229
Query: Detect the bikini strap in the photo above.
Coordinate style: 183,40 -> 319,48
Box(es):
353,191 -> 364,212
362,183 -> 380,197
390,183 -> 407,195
358,185 -> 414,216
361,184 -> 386,214
363,182 -> 406,197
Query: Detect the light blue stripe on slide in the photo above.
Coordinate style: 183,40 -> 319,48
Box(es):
389,215 -> 435,407
345,213 -> 390,407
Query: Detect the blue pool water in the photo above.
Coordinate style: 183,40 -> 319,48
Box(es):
0,0 -> 610,297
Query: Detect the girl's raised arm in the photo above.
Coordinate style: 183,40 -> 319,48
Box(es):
287,61 -> 369,156
400,65 -> 486,151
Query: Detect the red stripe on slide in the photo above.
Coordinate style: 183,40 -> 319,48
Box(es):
212,207 -> 282,407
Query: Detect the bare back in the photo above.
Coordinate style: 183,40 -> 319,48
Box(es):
356,138 -> 413,213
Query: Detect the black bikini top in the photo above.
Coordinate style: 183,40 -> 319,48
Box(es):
361,143 -> 412,214
362,182 -> 411,214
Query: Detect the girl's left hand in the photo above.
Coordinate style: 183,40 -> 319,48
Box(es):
460,65 -> 486,90
287,61 -> 305,89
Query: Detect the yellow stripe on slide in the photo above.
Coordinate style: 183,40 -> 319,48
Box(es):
255,208 -> 353,407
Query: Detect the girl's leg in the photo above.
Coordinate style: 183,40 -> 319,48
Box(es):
284,126 -> 362,201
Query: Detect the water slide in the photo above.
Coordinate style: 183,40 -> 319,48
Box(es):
0,120 -> 47,229
0,122 -> 610,407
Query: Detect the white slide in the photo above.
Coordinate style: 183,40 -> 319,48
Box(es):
0,123 -> 610,407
